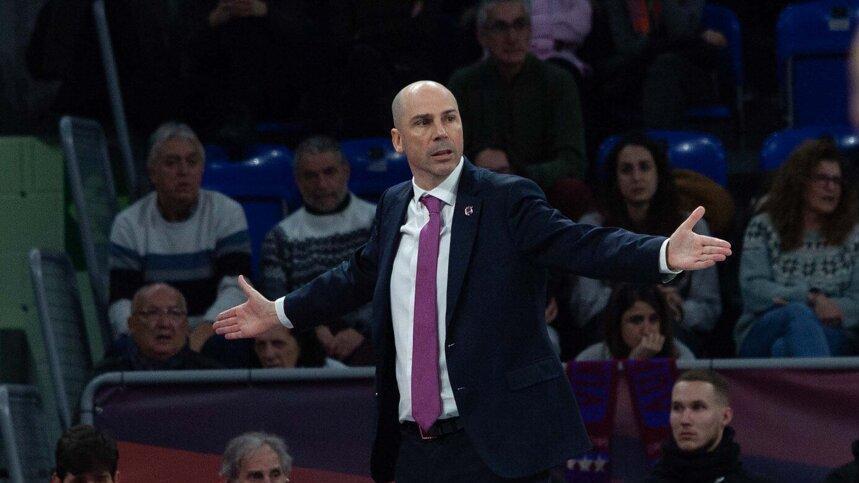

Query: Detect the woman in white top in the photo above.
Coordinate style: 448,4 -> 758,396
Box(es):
576,283 -> 695,361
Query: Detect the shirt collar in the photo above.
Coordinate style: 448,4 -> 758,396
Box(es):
411,156 -> 464,207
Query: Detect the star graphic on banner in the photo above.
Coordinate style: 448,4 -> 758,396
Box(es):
594,456 -> 608,472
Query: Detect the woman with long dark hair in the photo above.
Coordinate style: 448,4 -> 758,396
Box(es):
576,283 -> 695,360
570,132 -> 720,353
737,138 -> 859,357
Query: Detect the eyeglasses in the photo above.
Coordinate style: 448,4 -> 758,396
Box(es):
483,17 -> 530,35
134,307 -> 187,321
809,173 -> 843,186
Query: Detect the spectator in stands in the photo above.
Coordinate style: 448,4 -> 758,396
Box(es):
472,143 -> 514,174
737,139 -> 859,357
108,122 -> 251,342
584,0 -> 727,132
571,133 -> 720,353
94,284 -> 221,373
449,0 -> 593,221
254,325 -> 340,369
529,0 -> 592,85
260,136 -> 375,365
576,283 -> 695,360
220,432 -> 292,483
647,370 -> 764,482
52,424 -> 119,483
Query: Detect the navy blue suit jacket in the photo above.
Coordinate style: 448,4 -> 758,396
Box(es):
284,160 -> 667,480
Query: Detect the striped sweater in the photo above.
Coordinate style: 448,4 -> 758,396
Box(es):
108,190 -> 251,334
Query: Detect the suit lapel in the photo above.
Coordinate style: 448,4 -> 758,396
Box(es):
445,162 -> 482,327
376,183 -> 412,331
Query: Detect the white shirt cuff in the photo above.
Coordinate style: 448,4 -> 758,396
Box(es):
659,239 -> 682,274
274,297 -> 294,328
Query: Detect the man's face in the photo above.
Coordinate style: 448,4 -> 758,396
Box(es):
128,287 -> 189,361
254,326 -> 301,368
148,137 -> 204,208
478,1 -> 531,68
391,83 -> 464,189
295,151 -> 350,213
670,381 -> 732,453
237,445 -> 287,483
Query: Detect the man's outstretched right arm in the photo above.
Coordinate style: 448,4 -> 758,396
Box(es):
214,199 -> 383,339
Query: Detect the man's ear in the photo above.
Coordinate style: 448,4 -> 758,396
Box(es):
391,128 -> 403,154
50,473 -> 61,483
114,469 -> 120,483
722,406 -> 733,427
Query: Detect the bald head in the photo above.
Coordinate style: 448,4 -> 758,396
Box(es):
389,80 -> 464,191
391,81 -> 458,130
131,283 -> 187,313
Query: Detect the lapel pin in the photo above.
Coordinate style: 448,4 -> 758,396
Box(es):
464,206 -> 474,216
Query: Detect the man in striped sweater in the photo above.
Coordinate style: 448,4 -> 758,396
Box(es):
108,122 -> 251,339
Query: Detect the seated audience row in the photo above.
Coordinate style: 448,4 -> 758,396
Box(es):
107,125 -> 377,368
52,425 -> 293,483
57,370 -> 793,482
105,124 -> 859,367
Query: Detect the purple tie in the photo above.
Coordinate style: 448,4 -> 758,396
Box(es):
412,194 -> 443,431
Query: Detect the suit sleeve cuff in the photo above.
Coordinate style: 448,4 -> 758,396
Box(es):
659,239 -> 682,274
275,297 -> 294,328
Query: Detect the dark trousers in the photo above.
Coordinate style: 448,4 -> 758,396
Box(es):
395,425 -> 551,483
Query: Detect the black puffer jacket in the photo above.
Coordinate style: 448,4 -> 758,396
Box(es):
646,427 -> 770,483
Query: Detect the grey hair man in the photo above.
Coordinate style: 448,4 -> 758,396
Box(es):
449,0 -> 591,220
221,432 -> 292,483
108,121 -> 251,339
260,135 -> 376,365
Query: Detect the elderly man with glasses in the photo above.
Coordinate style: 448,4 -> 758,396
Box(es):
448,0 -> 592,221
94,283 -> 222,374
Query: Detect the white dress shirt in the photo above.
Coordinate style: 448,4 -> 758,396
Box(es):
274,157 -> 679,423
388,158 -> 465,422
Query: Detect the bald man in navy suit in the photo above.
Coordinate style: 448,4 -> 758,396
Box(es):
214,80 -> 731,482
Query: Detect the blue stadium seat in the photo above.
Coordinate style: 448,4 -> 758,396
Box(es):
597,131 -> 729,187
777,0 -> 859,126
759,126 -> 859,171
244,143 -> 291,160
341,138 -> 412,202
204,144 -> 230,163
202,149 -> 295,280
686,4 -> 744,126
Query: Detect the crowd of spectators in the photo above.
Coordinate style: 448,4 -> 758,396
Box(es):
12,0 -> 859,480
44,0 -> 851,372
